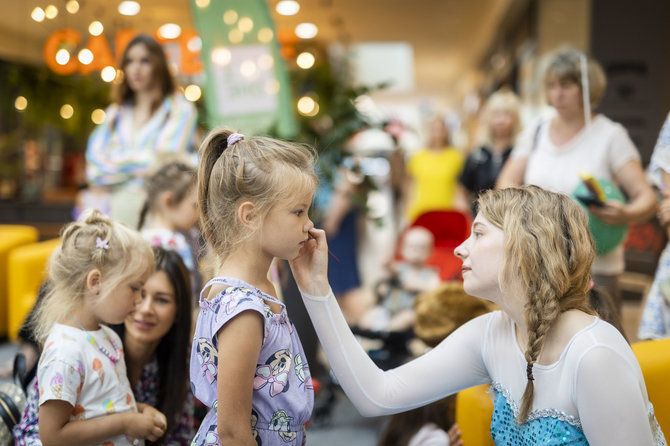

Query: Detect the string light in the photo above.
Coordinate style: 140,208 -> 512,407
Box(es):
56,49 -> 70,65
89,21 -> 104,36
15,96 -> 28,111
211,47 -> 232,66
65,0 -> 79,14
258,28 -> 274,43
297,96 -> 319,116
101,66 -> 117,82
60,104 -> 74,119
238,17 -> 253,33
296,52 -> 315,69
184,85 -> 202,102
223,10 -> 238,25
45,5 -> 59,19
78,49 -> 94,65
229,29 -> 243,44
91,109 -> 106,124
31,7 -> 45,22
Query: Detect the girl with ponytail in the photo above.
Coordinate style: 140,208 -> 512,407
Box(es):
290,185 -> 666,445
190,128 -> 317,445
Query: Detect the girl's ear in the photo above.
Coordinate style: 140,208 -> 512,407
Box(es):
86,269 -> 102,295
238,201 -> 258,229
161,191 -> 175,209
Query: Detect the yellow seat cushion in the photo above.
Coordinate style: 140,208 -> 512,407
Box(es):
0,225 -> 39,336
7,238 -> 60,340
456,384 -> 495,446
632,338 -> 670,437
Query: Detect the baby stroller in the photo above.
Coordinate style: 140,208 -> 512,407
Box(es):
410,210 -> 470,281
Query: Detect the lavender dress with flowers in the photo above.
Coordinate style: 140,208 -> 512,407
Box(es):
189,278 -> 314,446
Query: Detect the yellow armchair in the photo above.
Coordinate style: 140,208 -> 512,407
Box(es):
7,238 -> 60,340
632,338 -> 670,438
455,384 -> 495,446
0,225 -> 39,336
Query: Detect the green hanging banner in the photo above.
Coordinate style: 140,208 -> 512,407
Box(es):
189,0 -> 296,137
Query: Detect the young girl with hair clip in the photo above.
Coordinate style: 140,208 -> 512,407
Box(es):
14,246 -> 194,445
190,128 -> 316,445
29,210 -> 167,446
139,160 -> 201,300
291,186 -> 666,445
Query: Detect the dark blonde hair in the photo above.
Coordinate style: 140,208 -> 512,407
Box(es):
32,210 -> 154,343
477,186 -> 595,423
114,34 -> 175,106
414,281 -> 495,348
138,160 -> 196,229
197,128 -> 318,261
544,48 -> 607,108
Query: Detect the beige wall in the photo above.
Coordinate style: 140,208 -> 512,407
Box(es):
537,0 -> 591,54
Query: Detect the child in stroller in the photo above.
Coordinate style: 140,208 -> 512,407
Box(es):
353,226 -> 441,369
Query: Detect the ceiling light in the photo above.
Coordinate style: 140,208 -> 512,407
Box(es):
101,66 -> 117,82
15,96 -> 27,111
91,109 -> 106,124
78,49 -> 94,65
296,51 -> 315,69
89,21 -> 104,36
184,85 -> 202,102
60,104 -> 74,119
45,5 -> 58,19
158,24 -> 182,39
223,10 -> 238,25
31,7 -> 45,22
295,23 -> 317,39
276,0 -> 300,16
65,0 -> 79,14
56,49 -> 70,65
118,1 -> 140,16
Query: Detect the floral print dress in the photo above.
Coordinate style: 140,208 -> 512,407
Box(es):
189,278 -> 314,446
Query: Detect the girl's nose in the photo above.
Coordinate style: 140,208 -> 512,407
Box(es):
454,240 -> 468,259
304,218 -> 314,233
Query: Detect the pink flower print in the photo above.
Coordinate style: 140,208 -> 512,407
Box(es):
253,365 -> 288,397
168,237 -> 177,248
50,372 -> 64,399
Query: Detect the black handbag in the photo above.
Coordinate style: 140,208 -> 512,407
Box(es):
0,354 -> 29,445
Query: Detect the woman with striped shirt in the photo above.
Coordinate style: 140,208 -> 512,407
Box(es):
82,34 -> 198,228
